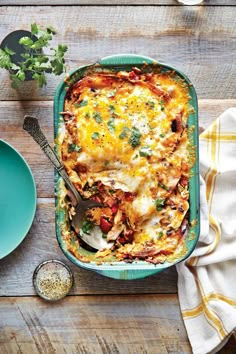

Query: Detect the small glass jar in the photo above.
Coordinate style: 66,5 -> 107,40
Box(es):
33,260 -> 73,301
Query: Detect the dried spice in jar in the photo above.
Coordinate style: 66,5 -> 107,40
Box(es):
33,260 -> 73,301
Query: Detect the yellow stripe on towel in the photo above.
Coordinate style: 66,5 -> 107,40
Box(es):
182,293 -> 236,318
183,269 -> 228,339
207,293 -> 236,306
207,215 -> 221,254
205,119 -> 220,211
200,132 -> 236,141
182,303 -> 203,319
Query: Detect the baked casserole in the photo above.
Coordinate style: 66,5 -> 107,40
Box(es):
56,62 -> 197,266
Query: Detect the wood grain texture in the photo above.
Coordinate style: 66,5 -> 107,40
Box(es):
0,6 -> 236,100
0,4 -> 235,354
2,1 -> 235,6
0,295 -> 192,354
0,99 -> 235,198
1,297 -> 235,354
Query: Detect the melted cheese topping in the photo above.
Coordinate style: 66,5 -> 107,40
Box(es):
59,67 -> 194,264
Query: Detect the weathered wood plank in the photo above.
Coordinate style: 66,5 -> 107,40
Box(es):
1,1 -> 235,6
0,99 -> 235,198
0,295 -> 192,353
1,295 -> 235,354
0,6 -> 235,100
0,101 -> 54,198
0,198 -> 179,296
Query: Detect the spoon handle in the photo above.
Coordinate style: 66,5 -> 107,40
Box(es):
23,115 -> 82,202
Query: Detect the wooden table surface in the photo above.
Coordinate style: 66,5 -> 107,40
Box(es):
0,1 -> 236,353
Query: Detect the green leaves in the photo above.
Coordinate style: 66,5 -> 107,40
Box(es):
119,126 -> 130,139
107,117 -> 115,134
4,47 -> 15,56
158,181 -> 170,191
159,99 -> 165,111
32,73 -> 47,87
108,104 -> 115,113
0,23 -> 68,89
93,112 -> 102,124
154,199 -> 165,211
68,144 -> 82,153
139,146 -> 152,157
19,36 -> 34,48
128,127 -> 142,148
0,48 -> 12,69
16,70 -> 26,81
147,101 -> 155,109
91,132 -> 99,140
31,23 -> 39,36
81,220 -> 94,234
50,44 -> 68,75
74,100 -> 88,108
57,44 -> 67,55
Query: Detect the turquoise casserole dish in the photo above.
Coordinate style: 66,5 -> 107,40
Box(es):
54,54 -> 200,280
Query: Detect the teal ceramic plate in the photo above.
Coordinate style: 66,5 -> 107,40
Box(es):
0,140 -> 36,259
54,54 -> 200,280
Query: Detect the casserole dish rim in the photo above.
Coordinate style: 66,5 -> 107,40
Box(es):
54,53 -> 200,280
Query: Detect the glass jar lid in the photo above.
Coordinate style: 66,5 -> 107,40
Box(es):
33,260 -> 73,301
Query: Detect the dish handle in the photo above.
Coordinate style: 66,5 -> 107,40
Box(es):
99,54 -> 155,66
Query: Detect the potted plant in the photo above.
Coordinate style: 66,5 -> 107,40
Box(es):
0,23 -> 68,89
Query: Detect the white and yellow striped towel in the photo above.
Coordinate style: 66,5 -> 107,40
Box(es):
176,108 -> 236,354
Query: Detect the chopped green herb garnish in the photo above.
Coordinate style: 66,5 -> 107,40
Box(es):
104,161 -> 109,167
154,199 -> 165,211
160,133 -> 165,138
85,112 -> 90,119
80,220 -> 93,234
108,104 -> 115,113
128,127 -> 142,148
74,99 -> 88,108
107,117 -> 115,133
158,231 -> 164,238
68,144 -> 82,153
139,146 -> 152,157
93,111 -> 102,123
119,132 -> 126,139
91,132 -> 99,140
158,182 -> 170,191
159,99 -> 165,111
119,126 -> 130,139
89,185 -> 98,194
147,101 -> 155,109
